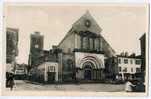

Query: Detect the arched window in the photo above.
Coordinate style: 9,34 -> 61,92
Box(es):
89,38 -> 93,50
80,36 -> 83,49
94,38 -> 100,51
83,37 -> 89,50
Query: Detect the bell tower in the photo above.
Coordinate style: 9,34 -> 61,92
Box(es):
29,31 -> 44,67
30,31 -> 43,53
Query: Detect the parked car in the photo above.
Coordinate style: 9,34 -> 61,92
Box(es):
132,80 -> 145,92
14,66 -> 27,80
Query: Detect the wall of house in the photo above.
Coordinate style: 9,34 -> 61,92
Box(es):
117,57 -> 141,74
6,28 -> 18,58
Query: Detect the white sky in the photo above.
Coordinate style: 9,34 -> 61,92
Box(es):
5,4 -> 148,64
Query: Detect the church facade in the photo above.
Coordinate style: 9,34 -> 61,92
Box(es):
29,11 -> 116,83
57,11 -> 115,82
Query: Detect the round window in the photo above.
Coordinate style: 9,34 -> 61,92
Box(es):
85,19 -> 91,28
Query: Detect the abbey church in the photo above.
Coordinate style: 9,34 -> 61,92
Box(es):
28,11 -> 117,83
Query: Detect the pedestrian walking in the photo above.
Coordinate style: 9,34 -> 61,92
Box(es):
8,73 -> 15,91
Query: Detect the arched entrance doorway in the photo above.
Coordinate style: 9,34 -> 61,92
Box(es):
83,62 -> 94,80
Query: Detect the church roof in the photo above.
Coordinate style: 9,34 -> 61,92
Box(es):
58,11 -> 102,46
58,11 -> 116,57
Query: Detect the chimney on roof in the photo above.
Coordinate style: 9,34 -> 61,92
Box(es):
125,52 -> 129,57
120,52 -> 125,56
130,53 -> 136,57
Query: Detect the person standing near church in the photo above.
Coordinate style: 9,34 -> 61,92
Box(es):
125,80 -> 135,92
9,73 -> 15,91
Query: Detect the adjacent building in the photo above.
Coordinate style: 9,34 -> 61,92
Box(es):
139,33 -> 146,72
37,62 -> 59,83
6,27 -> 19,73
139,33 -> 146,82
116,54 -> 141,80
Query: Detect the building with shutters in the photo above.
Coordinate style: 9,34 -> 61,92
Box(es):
116,55 -> 141,81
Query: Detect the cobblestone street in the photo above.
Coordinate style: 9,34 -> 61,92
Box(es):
6,80 -> 125,92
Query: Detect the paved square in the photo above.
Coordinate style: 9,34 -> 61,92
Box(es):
6,80 -> 125,92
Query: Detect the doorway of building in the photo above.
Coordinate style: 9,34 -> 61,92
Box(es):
84,68 -> 92,80
47,72 -> 55,83
82,61 -> 95,80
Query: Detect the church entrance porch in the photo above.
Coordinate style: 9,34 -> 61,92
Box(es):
75,60 -> 105,82
75,52 -> 105,82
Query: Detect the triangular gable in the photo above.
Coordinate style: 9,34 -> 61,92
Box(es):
72,11 -> 102,34
58,11 -> 116,57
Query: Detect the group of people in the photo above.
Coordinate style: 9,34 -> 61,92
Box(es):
125,80 -> 145,92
